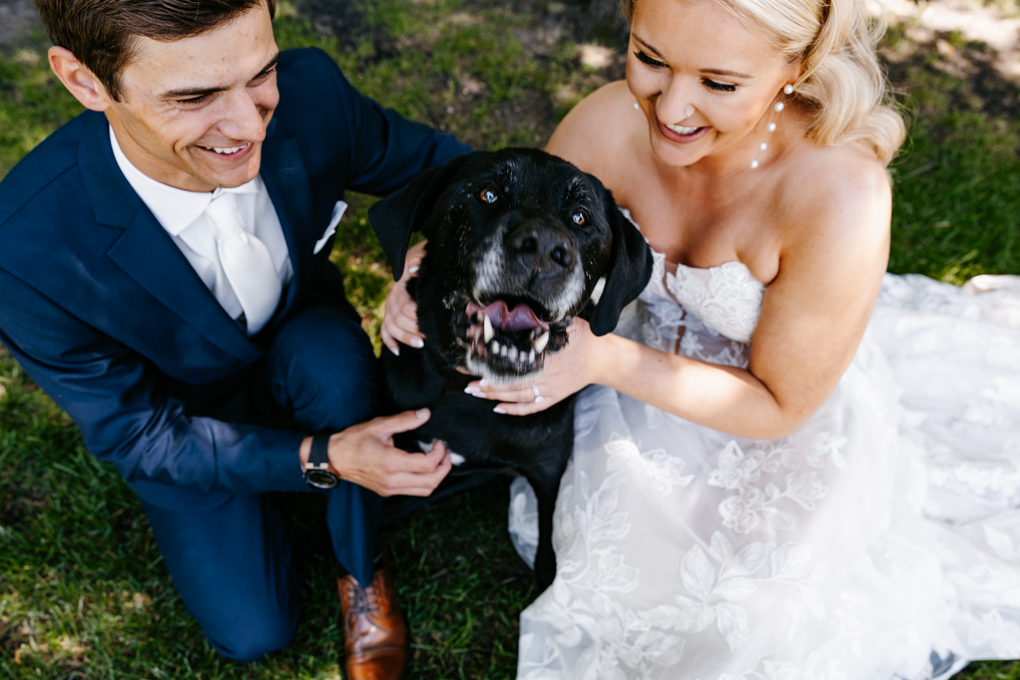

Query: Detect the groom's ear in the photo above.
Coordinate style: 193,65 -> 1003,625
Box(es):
369,152 -> 480,279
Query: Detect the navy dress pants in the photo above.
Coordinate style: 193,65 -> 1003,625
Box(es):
132,307 -> 382,661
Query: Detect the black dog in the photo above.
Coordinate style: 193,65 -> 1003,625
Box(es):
369,148 -> 652,589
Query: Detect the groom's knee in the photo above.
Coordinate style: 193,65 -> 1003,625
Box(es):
267,307 -> 382,432
206,608 -> 297,662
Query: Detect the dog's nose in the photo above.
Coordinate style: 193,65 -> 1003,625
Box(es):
508,221 -> 576,272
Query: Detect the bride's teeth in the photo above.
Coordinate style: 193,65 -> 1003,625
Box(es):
483,315 -> 494,343
666,123 -> 699,135
534,331 -> 550,354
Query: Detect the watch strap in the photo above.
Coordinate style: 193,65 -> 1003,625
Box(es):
309,433 -> 332,468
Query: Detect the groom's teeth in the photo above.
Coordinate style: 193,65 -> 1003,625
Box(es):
483,315 -> 494,342
206,145 -> 245,154
666,123 -> 699,135
534,331 -> 550,353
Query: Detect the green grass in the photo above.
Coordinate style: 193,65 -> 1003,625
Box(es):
888,68 -> 1020,283
1,0 -> 1019,678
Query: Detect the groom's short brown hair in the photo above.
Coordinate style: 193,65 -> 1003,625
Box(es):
34,0 -> 277,102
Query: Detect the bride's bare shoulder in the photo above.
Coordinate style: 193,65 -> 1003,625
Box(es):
779,140 -> 892,260
546,81 -> 641,175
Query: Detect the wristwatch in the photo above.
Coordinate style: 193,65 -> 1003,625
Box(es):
303,433 -> 340,489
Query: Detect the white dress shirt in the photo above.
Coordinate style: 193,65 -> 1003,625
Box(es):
109,126 -> 293,331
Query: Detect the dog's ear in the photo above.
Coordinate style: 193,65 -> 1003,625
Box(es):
369,152 -> 480,280
588,193 -> 654,336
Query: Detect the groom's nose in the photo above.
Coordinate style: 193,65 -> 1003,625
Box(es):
217,85 -> 276,142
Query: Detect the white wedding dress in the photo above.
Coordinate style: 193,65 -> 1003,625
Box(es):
510,235 -> 1020,680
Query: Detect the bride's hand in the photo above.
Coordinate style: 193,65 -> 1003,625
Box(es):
464,317 -> 604,415
381,240 -> 427,356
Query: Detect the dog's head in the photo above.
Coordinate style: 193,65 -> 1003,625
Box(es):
370,148 -> 653,383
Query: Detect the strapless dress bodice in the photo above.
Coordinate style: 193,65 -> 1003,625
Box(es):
654,250 -> 766,344
617,247 -> 766,369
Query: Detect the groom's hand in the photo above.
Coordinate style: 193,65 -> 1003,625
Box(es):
301,408 -> 452,497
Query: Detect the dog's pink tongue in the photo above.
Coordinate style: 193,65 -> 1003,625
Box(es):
482,301 -> 549,333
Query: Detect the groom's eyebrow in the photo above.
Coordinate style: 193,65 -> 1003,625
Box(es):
160,51 -> 282,99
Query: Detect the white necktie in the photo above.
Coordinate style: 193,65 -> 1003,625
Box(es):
205,191 -> 282,334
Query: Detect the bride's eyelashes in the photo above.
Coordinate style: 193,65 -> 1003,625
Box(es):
702,79 -> 737,92
634,50 -> 666,68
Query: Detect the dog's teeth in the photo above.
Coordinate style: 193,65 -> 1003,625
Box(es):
492,340 -> 500,355
508,345 -> 518,362
534,331 -> 550,354
483,315 -> 494,343
529,349 -> 536,363
501,345 -> 508,357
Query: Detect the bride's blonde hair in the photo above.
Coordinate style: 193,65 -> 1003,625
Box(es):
621,0 -> 906,165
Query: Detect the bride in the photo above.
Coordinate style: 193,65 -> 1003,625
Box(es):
383,0 -> 1020,676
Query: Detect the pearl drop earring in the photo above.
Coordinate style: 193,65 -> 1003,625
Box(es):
750,84 -> 794,169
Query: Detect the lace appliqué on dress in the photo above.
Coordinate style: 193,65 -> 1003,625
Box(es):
636,250 -> 764,368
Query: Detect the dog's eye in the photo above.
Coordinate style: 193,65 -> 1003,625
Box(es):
572,210 -> 588,226
478,187 -> 498,204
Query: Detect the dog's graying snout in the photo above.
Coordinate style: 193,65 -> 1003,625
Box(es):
508,221 -> 577,272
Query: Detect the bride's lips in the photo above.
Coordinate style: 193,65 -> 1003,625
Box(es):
655,114 -> 710,144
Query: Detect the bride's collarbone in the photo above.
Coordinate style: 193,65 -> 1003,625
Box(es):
635,205 -> 782,278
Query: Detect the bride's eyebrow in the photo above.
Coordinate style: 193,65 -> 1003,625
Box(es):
628,35 -> 669,57
632,35 -> 665,58
703,68 -> 754,79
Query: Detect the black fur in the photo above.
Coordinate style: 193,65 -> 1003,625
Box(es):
369,148 -> 653,589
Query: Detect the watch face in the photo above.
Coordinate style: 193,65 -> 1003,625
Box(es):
304,469 -> 340,489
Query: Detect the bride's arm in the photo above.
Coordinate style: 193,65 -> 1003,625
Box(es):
610,171 -> 889,439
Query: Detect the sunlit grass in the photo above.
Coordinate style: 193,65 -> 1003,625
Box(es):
0,1 -> 1018,678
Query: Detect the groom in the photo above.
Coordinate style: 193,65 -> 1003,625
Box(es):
0,0 -> 470,676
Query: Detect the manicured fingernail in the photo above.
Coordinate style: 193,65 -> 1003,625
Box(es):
412,338 -> 424,349
409,265 -> 419,274
493,407 -> 507,414
415,408 -> 429,419
464,386 -> 482,396
388,345 -> 400,356
479,379 -> 490,387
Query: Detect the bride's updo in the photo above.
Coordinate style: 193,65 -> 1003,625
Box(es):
620,0 -> 906,164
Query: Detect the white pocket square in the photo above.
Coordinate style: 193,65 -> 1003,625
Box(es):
313,200 -> 348,255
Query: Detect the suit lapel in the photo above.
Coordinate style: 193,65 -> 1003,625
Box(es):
80,113 -> 261,362
260,138 -> 313,314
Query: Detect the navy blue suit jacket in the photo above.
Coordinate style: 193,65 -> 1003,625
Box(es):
0,48 -> 469,498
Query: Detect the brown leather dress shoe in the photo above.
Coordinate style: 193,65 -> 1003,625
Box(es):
337,558 -> 408,680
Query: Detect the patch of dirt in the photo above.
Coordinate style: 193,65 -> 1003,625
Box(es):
882,30 -> 1020,122
291,0 -> 401,58
0,0 -> 44,51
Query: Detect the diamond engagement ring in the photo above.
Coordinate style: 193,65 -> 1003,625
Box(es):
532,385 -> 541,400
